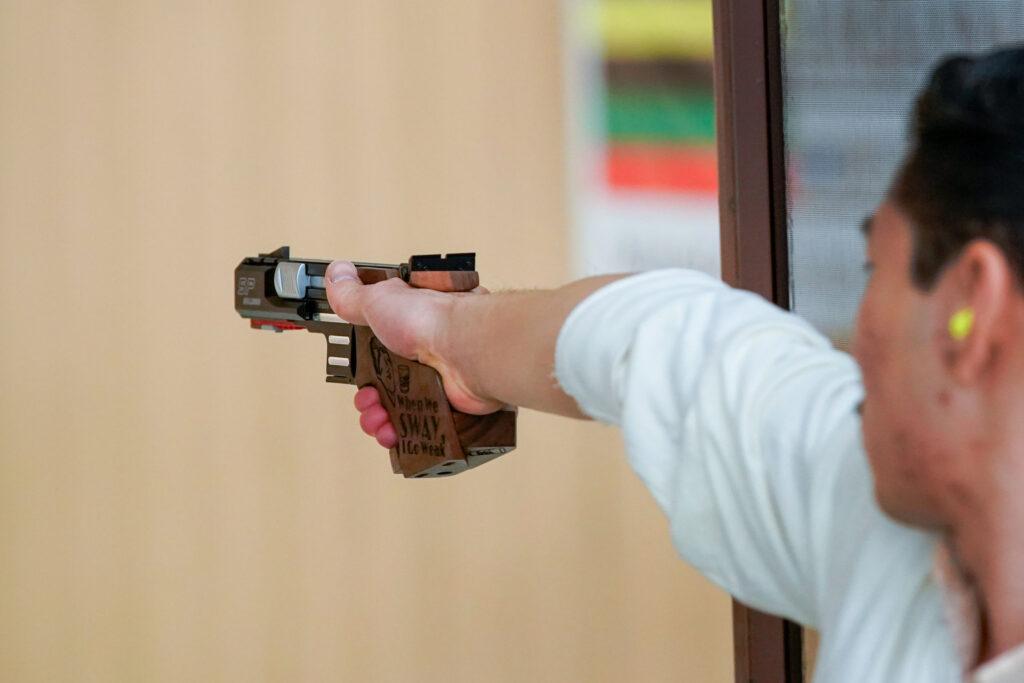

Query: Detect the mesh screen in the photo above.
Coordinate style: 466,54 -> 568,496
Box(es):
781,1 -> 1024,344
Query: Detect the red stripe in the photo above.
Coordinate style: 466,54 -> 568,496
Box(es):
250,319 -> 305,331
606,144 -> 718,194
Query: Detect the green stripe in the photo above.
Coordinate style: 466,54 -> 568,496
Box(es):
606,88 -> 715,143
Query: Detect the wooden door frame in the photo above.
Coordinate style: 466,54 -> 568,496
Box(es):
712,0 -> 803,681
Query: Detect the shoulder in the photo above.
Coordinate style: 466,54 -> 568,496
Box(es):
813,448 -> 958,680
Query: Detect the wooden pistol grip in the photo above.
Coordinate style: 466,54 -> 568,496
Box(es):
353,328 -> 516,478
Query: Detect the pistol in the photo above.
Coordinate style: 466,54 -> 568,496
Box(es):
234,247 -> 516,478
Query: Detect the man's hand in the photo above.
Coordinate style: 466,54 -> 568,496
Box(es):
325,260 -> 503,448
326,259 -> 620,450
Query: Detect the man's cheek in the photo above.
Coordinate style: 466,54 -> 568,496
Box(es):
854,326 -> 886,392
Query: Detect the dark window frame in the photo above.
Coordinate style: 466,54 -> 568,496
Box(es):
712,0 -> 803,681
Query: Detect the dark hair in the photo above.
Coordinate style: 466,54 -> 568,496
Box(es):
893,45 -> 1024,289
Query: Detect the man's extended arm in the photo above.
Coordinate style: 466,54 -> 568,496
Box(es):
328,258 -> 874,631
323,259 -> 625,423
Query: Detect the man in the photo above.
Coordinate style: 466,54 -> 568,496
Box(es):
324,47 -> 1024,681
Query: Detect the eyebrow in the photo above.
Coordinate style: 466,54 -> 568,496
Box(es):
860,214 -> 875,236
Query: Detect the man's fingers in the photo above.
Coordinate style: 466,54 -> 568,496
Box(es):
325,260 -> 369,325
354,387 -> 396,449
354,386 -> 380,411
359,404 -> 390,435
375,422 -> 397,449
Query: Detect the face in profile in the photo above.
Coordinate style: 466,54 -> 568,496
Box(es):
852,201 -> 951,527
852,47 -> 1023,530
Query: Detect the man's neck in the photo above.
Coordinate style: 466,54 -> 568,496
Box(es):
949,465 -> 1024,662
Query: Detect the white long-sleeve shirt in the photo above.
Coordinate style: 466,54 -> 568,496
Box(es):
553,270 -> 1024,682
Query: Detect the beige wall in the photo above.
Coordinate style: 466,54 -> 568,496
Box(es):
0,2 -> 732,681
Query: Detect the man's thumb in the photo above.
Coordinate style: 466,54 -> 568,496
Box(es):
325,260 -> 368,325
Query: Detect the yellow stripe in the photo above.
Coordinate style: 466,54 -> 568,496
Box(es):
585,0 -> 714,60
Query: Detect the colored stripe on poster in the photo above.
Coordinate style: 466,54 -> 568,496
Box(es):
586,0 -> 714,60
606,88 -> 715,143
606,144 -> 718,194
603,58 -> 714,91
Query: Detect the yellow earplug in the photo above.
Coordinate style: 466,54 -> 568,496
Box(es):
949,308 -> 974,341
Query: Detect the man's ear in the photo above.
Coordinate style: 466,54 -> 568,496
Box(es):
936,239 -> 1012,385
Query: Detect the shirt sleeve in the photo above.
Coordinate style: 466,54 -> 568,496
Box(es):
554,269 -> 865,626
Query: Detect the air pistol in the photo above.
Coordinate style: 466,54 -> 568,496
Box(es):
234,247 -> 516,478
